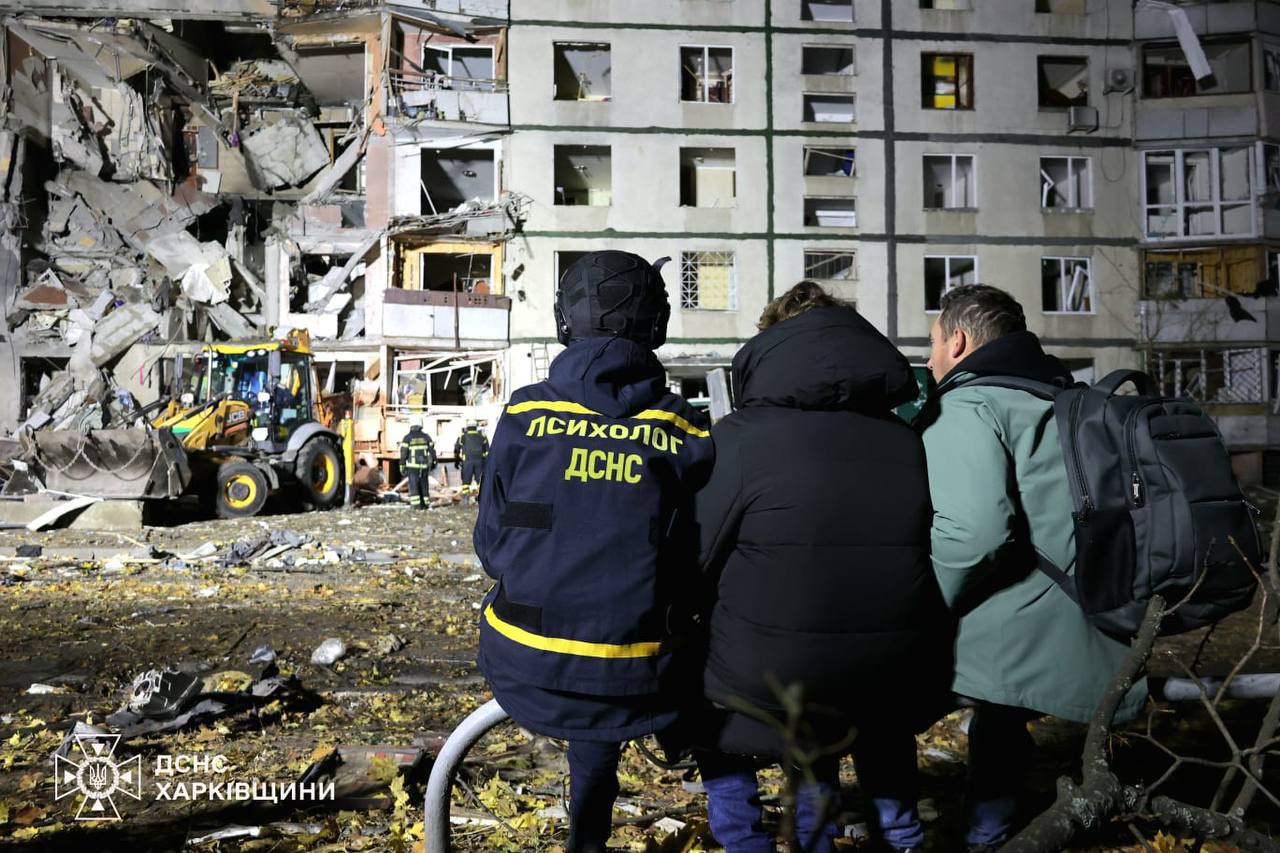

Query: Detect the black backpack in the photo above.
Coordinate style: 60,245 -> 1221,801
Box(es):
967,369 -> 1261,640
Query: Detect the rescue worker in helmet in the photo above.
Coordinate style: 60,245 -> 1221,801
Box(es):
400,422 -> 436,509
474,251 -> 714,853
453,422 -> 489,499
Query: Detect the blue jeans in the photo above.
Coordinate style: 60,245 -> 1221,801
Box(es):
965,703 -> 1039,847
698,752 -> 841,853
698,732 -> 924,852
566,740 -> 622,853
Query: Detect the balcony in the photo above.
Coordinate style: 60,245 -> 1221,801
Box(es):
388,71 -> 509,127
382,289 -> 510,344
1139,296 -> 1280,345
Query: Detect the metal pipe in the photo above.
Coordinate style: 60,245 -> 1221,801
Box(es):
1153,674 -> 1280,702
425,698 -> 510,853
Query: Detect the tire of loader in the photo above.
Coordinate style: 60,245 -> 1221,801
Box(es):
296,438 -> 342,509
215,460 -> 269,519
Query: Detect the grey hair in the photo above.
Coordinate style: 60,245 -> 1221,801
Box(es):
938,285 -> 1026,348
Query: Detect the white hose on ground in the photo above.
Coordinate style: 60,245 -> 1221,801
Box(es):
424,698 -> 510,853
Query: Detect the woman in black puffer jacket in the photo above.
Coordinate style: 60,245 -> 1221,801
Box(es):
691,283 -> 953,853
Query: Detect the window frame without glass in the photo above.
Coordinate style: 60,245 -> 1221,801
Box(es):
1142,147 -> 1255,240
1041,256 -> 1095,314
924,255 -> 979,311
680,45 -> 735,104
804,249 -> 857,283
923,153 -> 976,210
1040,156 -> 1093,210
921,52 -> 974,110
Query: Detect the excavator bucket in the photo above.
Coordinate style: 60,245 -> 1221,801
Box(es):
24,427 -> 191,500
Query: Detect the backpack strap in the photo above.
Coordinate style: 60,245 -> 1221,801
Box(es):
955,374 -> 1068,400
952,374 -> 1083,602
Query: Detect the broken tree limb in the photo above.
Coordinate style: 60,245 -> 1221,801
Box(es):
302,232 -> 378,313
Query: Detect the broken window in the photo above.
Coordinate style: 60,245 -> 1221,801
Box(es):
1038,56 -> 1088,108
923,155 -> 976,209
1142,39 -> 1251,98
800,0 -> 854,23
1266,46 -> 1280,92
803,94 -> 855,122
681,251 -> 737,310
680,148 -> 737,207
801,45 -> 854,75
1040,156 -> 1092,209
924,255 -> 978,310
1143,148 -> 1254,239
553,43 -> 611,101
554,145 -> 612,206
406,252 -> 493,293
1142,246 -> 1276,298
1263,143 -> 1280,193
425,44 -> 496,91
555,251 -> 590,285
804,250 -> 856,282
1036,0 -> 1086,11
20,357 -> 68,420
1041,257 -> 1094,313
804,147 -> 855,177
420,147 -> 496,214
804,197 -> 856,227
921,53 -> 974,110
920,0 -> 972,8
1153,349 -> 1267,404
680,46 -> 734,103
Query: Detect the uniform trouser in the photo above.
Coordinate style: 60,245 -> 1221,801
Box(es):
566,739 -> 622,853
460,460 -> 482,492
964,702 -> 1041,846
406,469 -> 429,507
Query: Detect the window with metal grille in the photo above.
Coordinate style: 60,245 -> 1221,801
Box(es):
1151,348 -> 1267,404
804,250 -> 856,281
1041,257 -> 1094,313
680,251 -> 737,310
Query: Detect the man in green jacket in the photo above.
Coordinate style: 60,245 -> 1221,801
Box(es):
919,285 -> 1146,848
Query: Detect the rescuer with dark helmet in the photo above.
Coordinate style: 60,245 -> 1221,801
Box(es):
474,250 -> 713,852
453,421 -> 489,500
400,420 -> 436,509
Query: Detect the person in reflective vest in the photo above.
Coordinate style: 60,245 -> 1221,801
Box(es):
474,251 -> 713,853
400,423 -> 436,509
454,422 -> 489,498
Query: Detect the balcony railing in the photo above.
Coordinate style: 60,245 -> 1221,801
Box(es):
388,69 -> 509,125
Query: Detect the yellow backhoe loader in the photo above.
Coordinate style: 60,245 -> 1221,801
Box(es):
25,330 -> 344,519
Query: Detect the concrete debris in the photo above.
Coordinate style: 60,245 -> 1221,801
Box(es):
311,638 -> 347,665
241,114 -> 331,190
0,2 -> 525,459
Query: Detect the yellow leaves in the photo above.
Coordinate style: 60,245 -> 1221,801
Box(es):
7,732 -> 22,747
18,772 -> 41,792
369,755 -> 400,786
11,803 -> 46,825
477,774 -> 519,819
1151,831 -> 1195,853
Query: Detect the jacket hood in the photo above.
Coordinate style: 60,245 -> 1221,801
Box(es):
733,306 -> 917,412
547,336 -> 667,418
939,330 -> 1074,390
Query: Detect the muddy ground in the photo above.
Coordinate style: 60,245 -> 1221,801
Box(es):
0,500 -> 1276,851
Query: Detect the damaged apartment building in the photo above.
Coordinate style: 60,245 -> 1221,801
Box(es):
0,0 -> 524,466
1,0 -> 1280,482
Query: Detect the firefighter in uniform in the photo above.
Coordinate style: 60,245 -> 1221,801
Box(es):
474,251 -> 714,853
400,422 -> 436,509
454,422 -> 489,498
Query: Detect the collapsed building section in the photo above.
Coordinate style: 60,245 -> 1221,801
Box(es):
0,1 -> 521,486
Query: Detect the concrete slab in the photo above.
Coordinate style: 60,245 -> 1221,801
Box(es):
69,500 -> 144,532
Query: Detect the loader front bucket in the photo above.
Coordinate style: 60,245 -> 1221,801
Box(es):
24,427 -> 191,500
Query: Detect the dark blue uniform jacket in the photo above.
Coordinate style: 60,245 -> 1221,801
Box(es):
474,337 -> 713,740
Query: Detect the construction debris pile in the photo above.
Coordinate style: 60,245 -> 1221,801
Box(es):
0,2 -> 522,503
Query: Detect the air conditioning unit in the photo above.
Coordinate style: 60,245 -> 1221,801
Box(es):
1067,105 -> 1099,133
1103,67 -> 1135,94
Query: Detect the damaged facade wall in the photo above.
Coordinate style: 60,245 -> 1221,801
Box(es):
0,2 -> 520,439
